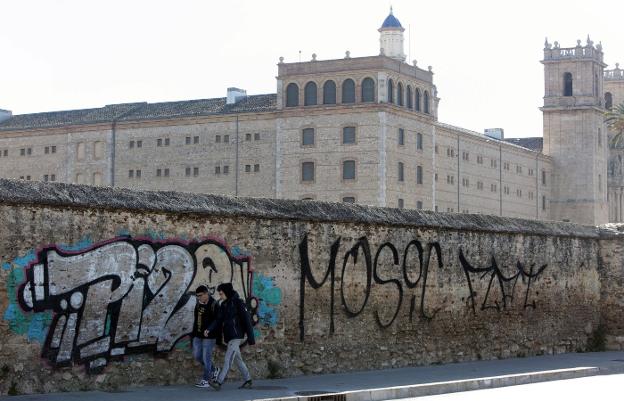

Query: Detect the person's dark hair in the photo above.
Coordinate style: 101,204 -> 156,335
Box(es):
195,285 -> 209,294
216,283 -> 235,298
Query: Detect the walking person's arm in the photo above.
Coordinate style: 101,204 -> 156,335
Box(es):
237,299 -> 255,345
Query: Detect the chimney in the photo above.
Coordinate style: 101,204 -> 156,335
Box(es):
227,88 -> 247,105
484,128 -> 504,140
0,109 -> 12,123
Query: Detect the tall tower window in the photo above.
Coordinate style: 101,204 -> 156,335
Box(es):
605,92 -> 613,110
304,82 -> 317,106
361,78 -> 375,102
323,80 -> 336,105
415,88 -> 421,111
563,72 -> 573,97
387,79 -> 394,103
286,83 -> 299,107
406,86 -> 413,108
397,83 -> 404,106
342,79 -> 355,103
424,91 -> 430,114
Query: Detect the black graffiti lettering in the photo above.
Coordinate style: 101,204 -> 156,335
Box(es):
403,240 -> 443,320
340,237 -> 372,318
373,242 -> 402,328
459,249 -> 547,315
18,238 -> 258,372
298,235 -> 341,341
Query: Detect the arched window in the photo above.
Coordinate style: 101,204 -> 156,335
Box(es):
424,91 -> 430,114
606,92 -> 613,110
387,79 -> 394,103
397,83 -> 404,106
304,82 -> 317,106
563,72 -> 573,97
415,88 -> 421,111
323,80 -> 336,105
342,79 -> 355,103
286,83 -> 299,107
361,78 -> 375,102
406,86 -> 413,109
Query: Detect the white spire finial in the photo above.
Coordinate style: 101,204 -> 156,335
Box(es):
390,5 -> 393,14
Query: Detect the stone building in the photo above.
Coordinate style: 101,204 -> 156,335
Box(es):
0,9 -> 618,225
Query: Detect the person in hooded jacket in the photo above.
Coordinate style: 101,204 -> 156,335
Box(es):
206,282 -> 255,390
191,285 -> 221,388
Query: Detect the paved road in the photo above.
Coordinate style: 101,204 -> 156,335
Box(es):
403,373 -> 624,401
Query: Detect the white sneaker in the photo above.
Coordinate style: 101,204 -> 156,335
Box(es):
195,379 -> 210,388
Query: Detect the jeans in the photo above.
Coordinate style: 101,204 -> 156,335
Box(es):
192,337 -> 217,381
217,338 -> 251,384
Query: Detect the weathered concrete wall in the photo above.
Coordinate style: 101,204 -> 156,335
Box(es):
0,178 -> 622,395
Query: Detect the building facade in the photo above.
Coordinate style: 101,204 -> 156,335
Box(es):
0,10 -> 617,225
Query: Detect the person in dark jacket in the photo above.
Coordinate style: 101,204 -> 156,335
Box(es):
207,282 -> 255,390
191,285 -> 220,388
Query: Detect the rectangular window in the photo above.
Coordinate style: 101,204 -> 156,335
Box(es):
164,138 -> 170,146
477,155 -> 483,164
254,164 -> 260,172
342,196 -> 356,203
246,133 -> 252,141
343,126 -> 356,144
43,174 -> 49,182
164,168 -> 169,177
398,162 -> 404,182
416,165 -> 423,184
27,148 -> 32,155
254,133 -> 260,141
491,183 -> 497,192
516,165 -> 522,174
491,159 -> 497,168
529,168 -> 534,176
462,177 -> 469,187
157,139 -> 162,147
136,170 -> 141,178
129,170 -> 134,178
517,189 -> 522,197
129,141 -> 135,149
245,164 -> 251,173
435,145 -> 439,154
343,160 -> 356,180
156,169 -> 161,177
477,181 -> 483,190
302,128 -> 315,146
542,195 -> 547,210
137,140 -> 142,148
185,167 -> 191,177
20,148 -> 25,156
223,135 -> 229,143
215,166 -> 221,174
185,136 -> 191,145
462,151 -> 469,161
542,170 -> 547,186
45,146 -> 49,154
223,165 -> 229,174
51,174 -> 56,181
302,162 -> 315,181
193,167 -> 199,177
434,173 -> 438,182
216,135 -> 221,143
3,150 -> 7,156
194,136 -> 199,144
416,133 -> 423,150
398,128 -> 405,146
416,201 -> 423,210
398,198 -> 404,209
26,175 -> 31,180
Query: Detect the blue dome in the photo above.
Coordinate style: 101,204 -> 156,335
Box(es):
380,12 -> 403,29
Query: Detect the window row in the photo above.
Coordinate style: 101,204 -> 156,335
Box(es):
397,199 -> 424,210
75,172 -> 103,186
130,132 -> 264,150
76,142 -> 105,161
128,164 -> 258,179
387,79 -> 431,114
286,78 -> 376,107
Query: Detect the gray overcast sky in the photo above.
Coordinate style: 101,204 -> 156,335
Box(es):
1,0 -> 622,138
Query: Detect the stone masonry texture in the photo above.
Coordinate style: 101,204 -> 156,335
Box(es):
0,178 -> 623,395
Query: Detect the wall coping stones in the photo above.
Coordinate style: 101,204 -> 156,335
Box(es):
0,178 -> 615,239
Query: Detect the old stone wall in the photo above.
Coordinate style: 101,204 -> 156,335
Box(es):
0,178 -> 622,395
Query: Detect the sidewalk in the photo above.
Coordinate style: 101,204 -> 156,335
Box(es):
3,352 -> 624,401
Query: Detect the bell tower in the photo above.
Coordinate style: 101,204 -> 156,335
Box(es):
378,7 -> 405,62
541,37 -> 608,225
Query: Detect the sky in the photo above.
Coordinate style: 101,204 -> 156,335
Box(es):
1,0 -> 622,138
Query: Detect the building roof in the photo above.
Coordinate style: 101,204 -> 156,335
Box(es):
380,9 -> 403,29
0,94 -> 277,131
503,137 -> 544,152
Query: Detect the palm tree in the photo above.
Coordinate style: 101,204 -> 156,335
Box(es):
607,103 -> 624,147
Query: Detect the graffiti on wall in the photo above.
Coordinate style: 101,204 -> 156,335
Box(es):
9,236 -> 281,372
298,236 -> 548,340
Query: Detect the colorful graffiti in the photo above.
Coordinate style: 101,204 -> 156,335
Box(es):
3,235 -> 282,373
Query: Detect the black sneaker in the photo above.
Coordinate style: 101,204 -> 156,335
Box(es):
208,380 -> 222,391
239,380 -> 253,389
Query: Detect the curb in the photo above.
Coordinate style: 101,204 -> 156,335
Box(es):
254,366 -> 603,401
